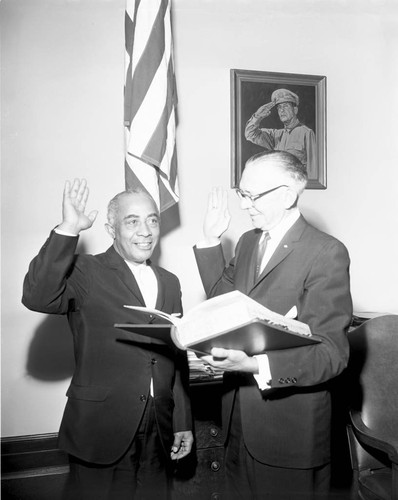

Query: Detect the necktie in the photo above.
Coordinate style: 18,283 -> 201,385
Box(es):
255,232 -> 270,279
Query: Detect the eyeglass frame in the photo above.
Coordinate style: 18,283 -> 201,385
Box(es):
235,184 -> 288,204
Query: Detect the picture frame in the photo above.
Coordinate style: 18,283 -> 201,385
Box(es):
231,69 -> 327,189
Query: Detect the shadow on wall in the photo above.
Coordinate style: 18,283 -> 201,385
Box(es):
26,314 -> 75,381
23,238 -> 91,381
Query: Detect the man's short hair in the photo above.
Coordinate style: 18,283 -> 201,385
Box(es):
246,150 -> 308,194
107,188 -> 160,226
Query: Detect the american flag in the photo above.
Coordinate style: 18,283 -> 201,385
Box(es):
124,0 -> 179,213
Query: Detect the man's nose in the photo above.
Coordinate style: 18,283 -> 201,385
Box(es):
137,221 -> 151,236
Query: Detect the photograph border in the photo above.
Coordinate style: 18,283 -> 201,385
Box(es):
231,69 -> 327,190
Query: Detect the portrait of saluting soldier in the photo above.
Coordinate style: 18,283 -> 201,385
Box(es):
245,88 -> 316,178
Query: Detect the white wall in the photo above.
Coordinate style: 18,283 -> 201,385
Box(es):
2,0 -> 398,437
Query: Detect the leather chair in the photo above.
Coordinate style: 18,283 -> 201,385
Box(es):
346,315 -> 398,500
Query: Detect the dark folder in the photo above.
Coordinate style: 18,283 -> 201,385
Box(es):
114,320 -> 321,356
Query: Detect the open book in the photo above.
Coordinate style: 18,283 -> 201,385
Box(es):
115,291 -> 320,356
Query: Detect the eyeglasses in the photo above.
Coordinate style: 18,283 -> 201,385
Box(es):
235,185 -> 288,204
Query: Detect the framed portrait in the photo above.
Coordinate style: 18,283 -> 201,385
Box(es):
231,69 -> 326,189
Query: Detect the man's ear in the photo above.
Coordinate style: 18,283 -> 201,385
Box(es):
284,188 -> 298,209
105,223 -> 115,240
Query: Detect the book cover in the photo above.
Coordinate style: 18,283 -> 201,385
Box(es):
114,319 -> 320,356
115,290 -> 321,355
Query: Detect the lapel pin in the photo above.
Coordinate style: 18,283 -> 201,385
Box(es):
284,244 -> 288,248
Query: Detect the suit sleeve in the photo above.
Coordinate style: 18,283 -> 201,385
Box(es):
193,242 -> 237,297
245,113 -> 276,150
22,231 -> 86,314
172,348 -> 192,432
268,238 -> 352,388
170,280 -> 193,432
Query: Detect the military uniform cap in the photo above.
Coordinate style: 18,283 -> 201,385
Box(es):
271,89 -> 299,106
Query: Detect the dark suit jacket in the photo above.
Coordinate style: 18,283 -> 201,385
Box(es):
194,215 -> 352,468
22,231 -> 192,465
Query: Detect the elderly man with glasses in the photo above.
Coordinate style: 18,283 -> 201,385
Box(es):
194,150 -> 352,499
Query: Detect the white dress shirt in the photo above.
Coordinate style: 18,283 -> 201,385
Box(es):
125,261 -> 158,309
125,261 -> 158,397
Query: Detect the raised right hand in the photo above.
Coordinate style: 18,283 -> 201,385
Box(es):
57,178 -> 98,235
203,187 -> 231,243
254,101 -> 275,118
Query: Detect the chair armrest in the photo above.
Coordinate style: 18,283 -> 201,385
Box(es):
350,410 -> 398,462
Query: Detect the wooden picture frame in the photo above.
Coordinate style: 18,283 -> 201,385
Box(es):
231,69 -> 327,189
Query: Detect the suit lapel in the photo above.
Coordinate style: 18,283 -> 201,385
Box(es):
251,216 -> 308,290
151,263 -> 166,311
248,230 -> 263,289
104,246 -> 146,306
235,230 -> 263,293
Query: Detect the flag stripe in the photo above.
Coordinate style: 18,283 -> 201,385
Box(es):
124,0 -> 139,122
126,1 -> 166,127
124,0 -> 179,213
159,179 -> 177,212
125,154 -> 160,207
125,159 -> 146,192
168,146 -> 178,189
127,65 -> 168,162
126,5 -> 170,162
142,56 -> 175,164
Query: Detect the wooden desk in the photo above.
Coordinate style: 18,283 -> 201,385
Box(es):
173,380 -> 224,500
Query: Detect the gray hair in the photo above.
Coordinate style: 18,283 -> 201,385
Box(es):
107,188 -> 160,226
246,150 -> 308,195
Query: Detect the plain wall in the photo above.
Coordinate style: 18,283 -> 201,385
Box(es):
2,0 -> 398,437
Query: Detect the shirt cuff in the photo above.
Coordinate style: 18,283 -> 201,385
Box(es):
253,354 -> 272,390
54,228 -> 79,237
195,239 -> 221,249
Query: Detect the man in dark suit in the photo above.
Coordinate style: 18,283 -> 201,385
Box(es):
194,151 -> 352,499
22,178 -> 193,500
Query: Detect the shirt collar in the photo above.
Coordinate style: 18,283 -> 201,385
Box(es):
124,260 -> 147,275
267,208 -> 300,243
284,117 -> 300,131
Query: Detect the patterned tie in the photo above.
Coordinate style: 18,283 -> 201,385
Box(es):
255,232 -> 271,279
